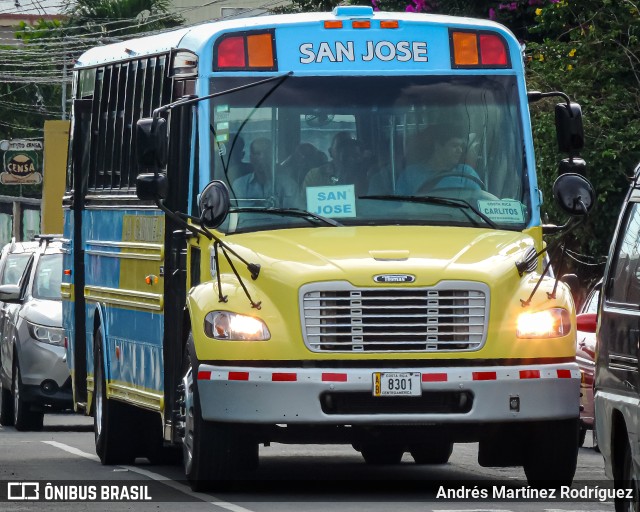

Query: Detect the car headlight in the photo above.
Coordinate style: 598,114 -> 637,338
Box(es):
27,322 -> 64,346
204,311 -> 270,341
516,308 -> 571,338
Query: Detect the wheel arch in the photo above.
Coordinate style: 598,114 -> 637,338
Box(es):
611,408 -> 631,482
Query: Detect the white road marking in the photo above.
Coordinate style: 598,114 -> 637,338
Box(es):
42,440 -> 256,512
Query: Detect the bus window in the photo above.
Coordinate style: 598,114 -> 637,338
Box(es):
210,75 -> 525,233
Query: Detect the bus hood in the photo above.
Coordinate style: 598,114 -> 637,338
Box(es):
224,226 -> 538,286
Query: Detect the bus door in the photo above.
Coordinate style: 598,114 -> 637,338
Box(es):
64,98 -> 92,407
162,79 -> 195,440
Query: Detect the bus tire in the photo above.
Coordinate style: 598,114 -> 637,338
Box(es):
182,334 -> 258,491
0,374 -> 14,426
410,441 -> 453,464
94,328 -> 135,465
523,418 -> 578,487
13,357 -> 43,431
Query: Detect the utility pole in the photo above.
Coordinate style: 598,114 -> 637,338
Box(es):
61,49 -> 67,120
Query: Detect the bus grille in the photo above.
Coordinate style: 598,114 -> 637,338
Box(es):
301,284 -> 488,352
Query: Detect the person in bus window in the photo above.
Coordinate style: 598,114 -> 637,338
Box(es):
231,137 -> 299,207
396,124 -> 483,195
302,132 -> 367,194
280,142 -> 327,185
225,135 -> 252,185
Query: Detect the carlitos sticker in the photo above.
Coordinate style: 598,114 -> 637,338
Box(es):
306,184 -> 356,218
477,200 -> 525,224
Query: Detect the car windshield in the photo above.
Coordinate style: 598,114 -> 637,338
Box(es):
2,253 -> 31,285
207,75 -> 527,234
33,253 -> 62,301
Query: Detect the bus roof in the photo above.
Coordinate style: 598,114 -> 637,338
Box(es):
75,9 -> 515,69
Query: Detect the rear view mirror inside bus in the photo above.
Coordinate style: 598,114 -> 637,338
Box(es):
136,173 -> 168,201
136,117 -> 168,170
198,180 -> 230,228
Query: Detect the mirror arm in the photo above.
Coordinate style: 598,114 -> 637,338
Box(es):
152,72 -> 293,117
154,198 -> 211,239
547,244 -> 567,300
218,243 -> 262,310
527,90 -> 572,111
213,241 -> 227,303
520,251 -> 553,307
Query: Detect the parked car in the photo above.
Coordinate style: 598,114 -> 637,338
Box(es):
0,236 -> 69,431
575,280 -> 601,449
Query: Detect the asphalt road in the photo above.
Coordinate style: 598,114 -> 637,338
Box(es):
0,412 -> 615,511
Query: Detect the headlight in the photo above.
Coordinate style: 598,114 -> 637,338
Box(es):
27,322 -> 64,346
204,311 -> 270,341
516,308 -> 571,338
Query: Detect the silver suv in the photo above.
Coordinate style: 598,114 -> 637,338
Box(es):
0,236 -> 69,431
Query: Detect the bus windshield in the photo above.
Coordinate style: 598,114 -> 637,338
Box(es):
209,75 -> 527,233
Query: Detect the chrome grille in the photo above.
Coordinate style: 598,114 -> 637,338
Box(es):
301,283 -> 488,352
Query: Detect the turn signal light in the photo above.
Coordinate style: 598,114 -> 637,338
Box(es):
450,29 -> 510,68
214,30 -> 277,71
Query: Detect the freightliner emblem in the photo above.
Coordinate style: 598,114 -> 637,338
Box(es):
373,274 -> 416,283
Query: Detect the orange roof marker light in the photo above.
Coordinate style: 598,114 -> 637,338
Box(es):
324,20 -> 343,29
450,29 -> 510,69
380,20 -> 399,29
352,20 -> 371,29
214,30 -> 277,71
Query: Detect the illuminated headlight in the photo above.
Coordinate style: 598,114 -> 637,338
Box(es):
516,308 -> 571,338
204,311 -> 270,341
27,322 -> 64,346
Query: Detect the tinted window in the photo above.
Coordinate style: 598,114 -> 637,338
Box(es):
1,253 -> 31,285
607,202 -> 640,305
33,254 -> 62,301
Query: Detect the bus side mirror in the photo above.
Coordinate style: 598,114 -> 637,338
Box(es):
555,102 -> 584,153
136,117 -> 168,170
136,173 -> 168,201
198,180 -> 230,229
553,173 -> 595,216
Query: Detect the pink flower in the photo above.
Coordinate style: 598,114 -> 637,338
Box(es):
489,7 -> 496,19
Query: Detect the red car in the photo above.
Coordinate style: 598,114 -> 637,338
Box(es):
575,281 -> 601,449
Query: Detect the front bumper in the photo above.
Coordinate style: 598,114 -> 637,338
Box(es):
197,363 -> 580,424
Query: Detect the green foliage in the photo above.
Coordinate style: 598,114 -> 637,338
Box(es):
525,0 -> 640,281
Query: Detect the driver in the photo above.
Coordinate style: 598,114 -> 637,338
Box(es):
396,124 -> 483,195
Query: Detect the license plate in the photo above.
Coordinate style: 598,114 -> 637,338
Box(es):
373,372 -> 421,397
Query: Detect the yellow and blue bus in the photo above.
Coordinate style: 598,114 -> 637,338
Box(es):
62,6 -> 594,489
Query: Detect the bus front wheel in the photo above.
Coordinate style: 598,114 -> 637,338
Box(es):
523,418 -> 578,487
182,333 -> 258,491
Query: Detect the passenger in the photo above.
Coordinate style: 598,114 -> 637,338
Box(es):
302,132 -> 366,194
225,135 -> 252,184
231,137 -> 298,207
280,142 -> 327,185
396,124 -> 483,195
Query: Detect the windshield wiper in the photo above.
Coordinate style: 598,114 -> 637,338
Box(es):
359,195 -> 497,229
230,207 -> 343,227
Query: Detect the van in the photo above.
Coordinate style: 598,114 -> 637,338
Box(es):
591,164 -> 640,509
